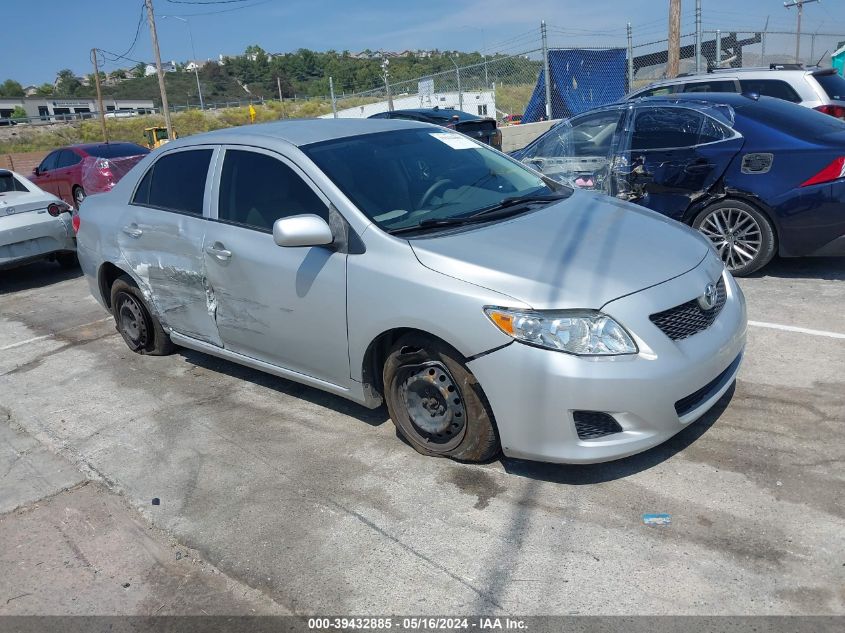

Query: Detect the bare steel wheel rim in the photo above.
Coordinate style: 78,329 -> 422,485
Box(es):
698,207 -> 762,271
117,293 -> 149,351
398,361 -> 467,452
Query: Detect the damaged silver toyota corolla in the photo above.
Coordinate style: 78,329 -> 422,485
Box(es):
76,119 -> 746,464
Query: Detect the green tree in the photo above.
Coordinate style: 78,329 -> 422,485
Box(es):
132,62 -> 147,79
55,69 -> 82,97
0,79 -> 25,97
35,83 -> 54,96
11,106 -> 27,120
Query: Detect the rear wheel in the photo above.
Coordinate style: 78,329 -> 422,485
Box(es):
693,200 -> 775,276
110,275 -> 174,356
383,334 -> 499,462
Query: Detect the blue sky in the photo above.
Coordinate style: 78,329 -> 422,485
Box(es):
5,0 -> 845,84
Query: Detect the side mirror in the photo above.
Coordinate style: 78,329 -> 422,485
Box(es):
273,214 -> 334,248
32,167 -> 40,176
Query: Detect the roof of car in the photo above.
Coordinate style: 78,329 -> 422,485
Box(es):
55,142 -> 146,154
391,108 -> 482,121
168,117 -> 427,148
639,92 -> 766,106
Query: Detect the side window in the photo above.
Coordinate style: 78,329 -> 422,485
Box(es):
56,150 -> 82,168
132,149 -> 212,215
634,86 -> 675,98
698,116 -> 733,144
217,150 -> 327,231
525,110 -> 623,159
39,151 -> 59,173
738,79 -> 801,103
682,80 -> 738,94
631,107 -> 706,150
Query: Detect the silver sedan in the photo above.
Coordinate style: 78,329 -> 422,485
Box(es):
76,119 -> 746,464
1,169 -> 76,271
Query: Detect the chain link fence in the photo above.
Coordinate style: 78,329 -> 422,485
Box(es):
326,20 -> 845,126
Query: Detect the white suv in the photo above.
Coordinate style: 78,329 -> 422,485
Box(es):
627,65 -> 845,118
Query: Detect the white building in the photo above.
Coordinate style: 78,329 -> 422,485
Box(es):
323,90 -> 496,120
144,61 -> 177,76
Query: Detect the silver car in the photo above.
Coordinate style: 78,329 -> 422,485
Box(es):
1,169 -> 76,270
76,119 -> 747,464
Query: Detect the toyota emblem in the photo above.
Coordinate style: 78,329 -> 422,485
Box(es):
698,282 -> 718,311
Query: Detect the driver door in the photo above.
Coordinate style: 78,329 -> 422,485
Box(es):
519,108 -> 626,193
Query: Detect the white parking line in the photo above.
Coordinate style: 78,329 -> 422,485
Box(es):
749,320 -> 845,340
0,317 -> 113,353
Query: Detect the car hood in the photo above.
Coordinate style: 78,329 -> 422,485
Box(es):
409,189 -> 710,309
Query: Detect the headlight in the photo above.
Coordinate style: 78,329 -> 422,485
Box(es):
484,307 -> 637,356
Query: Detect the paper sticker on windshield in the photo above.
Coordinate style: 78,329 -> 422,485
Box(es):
430,132 -> 478,150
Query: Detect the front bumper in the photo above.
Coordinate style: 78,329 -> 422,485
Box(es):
468,257 -> 747,464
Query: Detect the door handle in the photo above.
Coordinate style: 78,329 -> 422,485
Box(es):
122,224 -> 143,238
205,243 -> 232,260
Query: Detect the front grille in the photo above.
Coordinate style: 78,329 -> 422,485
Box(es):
573,411 -> 623,440
649,277 -> 726,341
674,354 -> 742,417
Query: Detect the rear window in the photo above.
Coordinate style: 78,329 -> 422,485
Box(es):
132,149 -> 212,215
735,96 -> 845,139
0,173 -> 29,193
87,143 -> 149,158
738,79 -> 801,103
813,72 -> 845,101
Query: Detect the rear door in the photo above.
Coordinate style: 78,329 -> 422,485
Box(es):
118,147 -> 222,346
33,151 -> 60,196
54,149 -> 82,206
614,104 -> 744,220
203,146 -> 350,384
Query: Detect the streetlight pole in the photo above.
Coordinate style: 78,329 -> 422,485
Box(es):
449,55 -> 463,112
162,15 -> 204,109
381,58 -> 393,111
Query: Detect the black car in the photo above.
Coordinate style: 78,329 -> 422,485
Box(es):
369,107 -> 502,150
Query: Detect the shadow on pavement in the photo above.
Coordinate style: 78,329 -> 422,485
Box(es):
0,261 -> 81,295
500,383 -> 735,484
178,348 -> 390,427
751,256 -> 845,281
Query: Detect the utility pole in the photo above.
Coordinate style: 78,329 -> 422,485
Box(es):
695,0 -> 702,73
785,0 -> 820,64
668,0 -> 681,78
90,49 -> 108,143
144,0 -> 174,140
762,16 -> 770,64
541,20 -> 551,120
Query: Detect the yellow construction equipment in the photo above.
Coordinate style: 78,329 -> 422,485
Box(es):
143,127 -> 177,149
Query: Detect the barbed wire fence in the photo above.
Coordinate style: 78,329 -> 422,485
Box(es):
329,18 -> 845,124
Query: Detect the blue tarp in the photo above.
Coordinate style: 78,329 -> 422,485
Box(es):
522,49 -> 627,123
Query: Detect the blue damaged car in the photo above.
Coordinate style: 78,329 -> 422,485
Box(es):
513,93 -> 845,275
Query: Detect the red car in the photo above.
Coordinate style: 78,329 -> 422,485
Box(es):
31,142 -> 149,208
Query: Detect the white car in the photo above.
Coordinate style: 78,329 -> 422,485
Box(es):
0,169 -> 77,270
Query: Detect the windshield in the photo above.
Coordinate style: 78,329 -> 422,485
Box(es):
302,128 -> 563,233
87,143 -> 149,158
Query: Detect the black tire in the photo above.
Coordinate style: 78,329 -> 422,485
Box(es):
73,186 -> 86,209
110,275 -> 174,356
383,334 -> 499,462
693,199 -> 776,276
56,252 -> 78,269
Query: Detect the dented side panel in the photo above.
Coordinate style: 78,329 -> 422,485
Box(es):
117,207 -> 223,347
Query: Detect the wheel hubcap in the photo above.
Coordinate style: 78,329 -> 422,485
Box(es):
400,362 -> 466,448
118,295 -> 148,350
698,207 -> 762,271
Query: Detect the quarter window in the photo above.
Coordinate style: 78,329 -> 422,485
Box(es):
217,150 -> 327,231
132,149 -> 212,215
738,79 -> 801,103
56,150 -> 82,168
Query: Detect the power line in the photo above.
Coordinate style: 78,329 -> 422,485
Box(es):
165,0 -> 254,4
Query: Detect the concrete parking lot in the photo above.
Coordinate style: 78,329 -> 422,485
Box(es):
0,257 -> 843,616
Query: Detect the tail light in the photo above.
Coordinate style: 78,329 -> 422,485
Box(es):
47,202 -> 70,217
801,156 -> 845,187
95,158 -> 111,171
72,212 -> 81,233
814,104 -> 845,120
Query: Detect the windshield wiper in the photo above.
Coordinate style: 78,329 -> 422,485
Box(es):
472,191 -> 571,216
